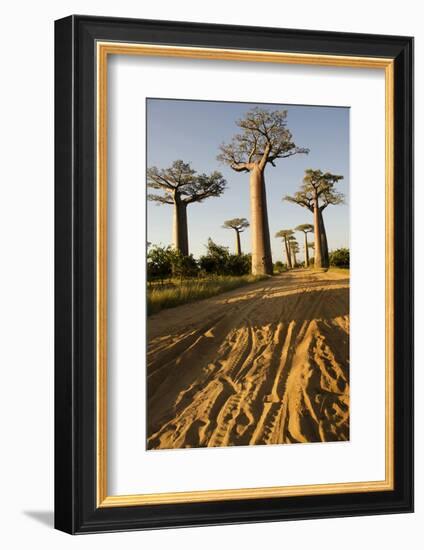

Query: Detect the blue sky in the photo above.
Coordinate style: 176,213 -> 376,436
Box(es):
146,98 -> 349,262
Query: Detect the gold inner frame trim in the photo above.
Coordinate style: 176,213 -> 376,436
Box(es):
96,42 -> 395,508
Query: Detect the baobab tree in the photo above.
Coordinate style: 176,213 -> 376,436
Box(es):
289,237 -> 300,267
308,242 -> 315,262
147,160 -> 226,256
295,223 -> 314,267
218,108 -> 309,275
275,229 -> 294,269
284,169 -> 344,269
222,218 -> 249,255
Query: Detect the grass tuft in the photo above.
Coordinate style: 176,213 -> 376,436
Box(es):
329,267 -> 350,274
147,275 -> 267,315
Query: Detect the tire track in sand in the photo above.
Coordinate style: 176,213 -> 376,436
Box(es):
147,270 -> 349,449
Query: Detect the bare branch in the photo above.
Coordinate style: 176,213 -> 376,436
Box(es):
284,169 -> 344,213
182,171 -> 227,204
217,107 -> 309,172
258,142 -> 272,171
147,161 -> 227,206
284,193 -> 314,212
147,193 -> 174,205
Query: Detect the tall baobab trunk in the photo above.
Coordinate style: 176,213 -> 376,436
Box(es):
250,165 -> 273,275
172,198 -> 189,256
234,230 -> 241,256
291,248 -> 298,267
304,233 -> 310,268
313,194 -> 324,269
284,238 -> 292,269
318,209 -> 329,268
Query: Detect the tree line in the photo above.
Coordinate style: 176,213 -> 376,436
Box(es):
148,107 -> 346,274
147,238 -> 252,283
275,224 -> 314,269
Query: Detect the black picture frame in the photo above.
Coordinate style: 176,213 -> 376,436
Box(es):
55,15 -> 414,534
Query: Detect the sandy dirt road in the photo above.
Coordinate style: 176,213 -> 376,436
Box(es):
147,269 -> 349,449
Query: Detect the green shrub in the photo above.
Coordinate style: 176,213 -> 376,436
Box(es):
274,261 -> 287,273
225,253 -> 251,276
147,245 -> 173,282
199,238 -> 229,274
329,247 -> 350,268
171,252 -> 199,279
147,245 -> 201,283
199,238 -> 251,276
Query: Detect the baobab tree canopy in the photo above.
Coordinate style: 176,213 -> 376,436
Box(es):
218,108 -> 309,276
217,108 -> 309,170
295,223 -> 314,234
284,169 -> 344,212
223,218 -> 250,256
147,160 -> 227,256
147,160 -> 226,205
275,229 -> 294,240
222,218 -> 250,232
284,169 -> 344,269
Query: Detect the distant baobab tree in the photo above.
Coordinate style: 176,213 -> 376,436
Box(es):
147,160 -> 227,256
275,229 -> 294,269
307,242 -> 315,261
284,169 -> 344,269
295,224 -> 314,267
222,218 -> 249,255
218,108 -> 309,275
288,237 -> 300,267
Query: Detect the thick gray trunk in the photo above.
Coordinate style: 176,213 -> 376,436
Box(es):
235,230 -> 241,255
318,209 -> 329,268
249,166 -> 273,275
284,238 -> 292,269
172,199 -> 189,256
304,232 -> 309,267
313,193 -> 324,269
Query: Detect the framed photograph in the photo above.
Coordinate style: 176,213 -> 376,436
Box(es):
54,15 -> 413,534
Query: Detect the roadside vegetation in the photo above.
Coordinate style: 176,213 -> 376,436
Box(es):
147,241 -> 267,315
329,247 -> 350,268
148,274 -> 266,315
